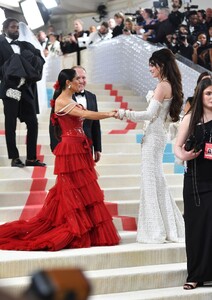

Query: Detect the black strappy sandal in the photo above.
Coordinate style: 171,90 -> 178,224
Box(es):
183,282 -> 203,290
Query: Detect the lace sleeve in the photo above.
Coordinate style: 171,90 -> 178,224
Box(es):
118,99 -> 162,122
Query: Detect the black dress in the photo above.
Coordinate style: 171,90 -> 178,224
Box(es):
183,120 -> 212,282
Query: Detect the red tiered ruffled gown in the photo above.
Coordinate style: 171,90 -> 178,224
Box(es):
0,112 -> 120,251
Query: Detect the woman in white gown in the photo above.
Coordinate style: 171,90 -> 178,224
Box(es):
117,48 -> 185,243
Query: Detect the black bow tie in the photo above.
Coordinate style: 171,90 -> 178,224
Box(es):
75,91 -> 85,97
10,40 -> 19,45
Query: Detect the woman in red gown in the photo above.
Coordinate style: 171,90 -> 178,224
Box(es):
0,68 -> 120,251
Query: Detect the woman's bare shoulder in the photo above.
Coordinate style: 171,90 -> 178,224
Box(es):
154,81 -> 172,101
181,112 -> 191,125
55,98 -> 75,112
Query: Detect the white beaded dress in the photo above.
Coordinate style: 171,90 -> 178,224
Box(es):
121,91 -> 185,243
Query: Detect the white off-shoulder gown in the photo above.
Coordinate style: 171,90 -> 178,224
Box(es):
121,91 -> 185,243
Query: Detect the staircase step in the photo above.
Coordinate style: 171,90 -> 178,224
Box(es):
1,277 -> 212,300
0,133 -> 141,145
0,174 -> 183,191
0,153 -> 178,166
104,186 -> 183,201
0,119 -> 143,131
0,263 -> 187,296
106,199 -> 183,218
0,163 -> 179,179
89,286 -> 212,300
0,243 -> 186,278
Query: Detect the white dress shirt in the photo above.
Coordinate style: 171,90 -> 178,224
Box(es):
75,92 -> 87,109
6,37 -> 20,54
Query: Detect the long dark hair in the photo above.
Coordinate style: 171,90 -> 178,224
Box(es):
187,77 -> 212,137
51,69 -> 77,140
149,48 -> 183,122
53,68 -> 77,100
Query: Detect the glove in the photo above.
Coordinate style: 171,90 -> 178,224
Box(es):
118,98 -> 162,122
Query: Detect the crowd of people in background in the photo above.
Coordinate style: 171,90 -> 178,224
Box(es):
35,0 -> 212,71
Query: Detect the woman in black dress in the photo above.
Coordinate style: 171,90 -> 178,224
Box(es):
174,76 -> 212,289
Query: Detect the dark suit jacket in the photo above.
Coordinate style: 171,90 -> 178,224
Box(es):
60,30 -> 90,56
144,19 -> 175,44
0,35 -> 45,120
112,23 -> 124,38
49,90 -> 102,153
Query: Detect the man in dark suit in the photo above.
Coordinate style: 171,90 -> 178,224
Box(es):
49,65 -> 102,162
0,18 -> 46,167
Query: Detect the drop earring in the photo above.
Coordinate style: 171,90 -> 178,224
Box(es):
68,84 -> 72,89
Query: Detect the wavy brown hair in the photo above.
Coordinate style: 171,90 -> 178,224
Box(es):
149,48 -> 183,122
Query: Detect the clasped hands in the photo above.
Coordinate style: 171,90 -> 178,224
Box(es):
110,109 -> 126,120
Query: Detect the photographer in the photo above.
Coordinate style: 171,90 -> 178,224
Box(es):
60,19 -> 89,63
123,18 -> 137,35
112,12 -> 125,38
176,24 -> 194,60
192,32 -> 212,70
167,31 -> 192,59
166,32 -> 179,54
197,10 -> 208,33
87,21 -> 112,46
178,34 -> 194,60
142,8 -> 175,45
60,33 -> 76,55
169,0 -> 185,30
137,8 -> 157,39
186,10 -> 202,44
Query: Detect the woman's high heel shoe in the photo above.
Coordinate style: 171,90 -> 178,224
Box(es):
183,282 -> 203,290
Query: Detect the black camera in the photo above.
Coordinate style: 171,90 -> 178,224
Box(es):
185,135 -> 202,152
153,0 -> 168,9
178,34 -> 187,42
124,10 -> 144,23
184,5 -> 198,11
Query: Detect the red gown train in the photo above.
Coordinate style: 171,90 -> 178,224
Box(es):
0,112 -> 120,251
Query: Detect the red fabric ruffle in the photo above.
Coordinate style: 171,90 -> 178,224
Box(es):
0,130 -> 120,251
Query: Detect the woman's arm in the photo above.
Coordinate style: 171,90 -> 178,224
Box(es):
117,81 -> 171,122
174,114 -> 201,161
70,104 -> 115,120
118,98 -> 162,122
192,43 -> 199,64
55,100 -> 116,120
76,108 -> 115,120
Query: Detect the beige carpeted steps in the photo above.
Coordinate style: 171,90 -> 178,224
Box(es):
0,174 -> 183,190
89,288 -> 212,300
0,243 -> 186,295
0,83 -> 211,299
